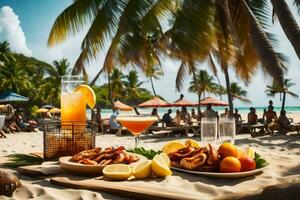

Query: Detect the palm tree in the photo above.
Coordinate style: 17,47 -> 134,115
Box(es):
270,0 -> 300,60
266,79 -> 298,111
145,65 -> 163,96
109,68 -> 125,101
41,58 -> 71,105
123,70 -> 144,99
228,82 -> 250,103
0,60 -> 31,93
0,41 -> 15,66
188,70 -> 220,112
48,0 -> 177,79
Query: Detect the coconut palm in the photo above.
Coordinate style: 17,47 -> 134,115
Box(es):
266,79 -> 298,111
188,70 -> 220,112
41,58 -> 71,105
0,41 -> 15,66
123,70 -> 144,99
228,82 -> 250,103
0,60 -> 31,93
109,68 -> 125,101
48,0 -> 177,79
270,0 -> 300,60
145,65 -> 163,96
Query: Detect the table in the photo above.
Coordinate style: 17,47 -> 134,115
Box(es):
236,123 -> 267,137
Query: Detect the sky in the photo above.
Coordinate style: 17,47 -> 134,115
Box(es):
0,0 -> 299,107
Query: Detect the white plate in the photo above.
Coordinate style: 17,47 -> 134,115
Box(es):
172,165 -> 268,178
59,153 -> 146,176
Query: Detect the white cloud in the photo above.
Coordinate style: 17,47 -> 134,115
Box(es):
0,6 -> 32,56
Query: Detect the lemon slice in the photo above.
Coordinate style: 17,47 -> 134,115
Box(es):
152,154 -> 172,177
185,139 -> 200,148
162,141 -> 185,155
160,152 -> 171,167
74,84 -> 96,108
103,164 -> 132,181
132,160 -> 152,179
246,146 -> 255,159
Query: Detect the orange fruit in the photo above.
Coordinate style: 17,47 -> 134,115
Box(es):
237,148 -> 246,159
218,143 -> 238,159
219,156 -> 241,173
239,156 -> 256,172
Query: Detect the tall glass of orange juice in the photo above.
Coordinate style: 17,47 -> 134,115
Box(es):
61,76 -> 86,126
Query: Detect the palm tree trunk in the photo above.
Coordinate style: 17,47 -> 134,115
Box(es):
107,72 -> 114,109
149,76 -> 157,96
191,70 -> 201,115
271,0 -> 300,60
281,92 -> 286,111
222,63 -> 234,115
90,68 -> 104,86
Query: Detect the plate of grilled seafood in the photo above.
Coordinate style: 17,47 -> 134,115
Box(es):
164,139 -> 268,178
59,146 -> 147,176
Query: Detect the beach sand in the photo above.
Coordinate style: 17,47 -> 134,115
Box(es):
0,126 -> 300,199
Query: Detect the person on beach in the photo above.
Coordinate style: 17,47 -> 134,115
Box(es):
95,108 -> 102,133
234,109 -> 242,123
180,107 -> 191,124
162,109 -> 173,127
203,104 -> 218,118
191,108 -> 197,120
220,108 -> 229,118
151,108 -> 159,118
264,106 -> 278,133
278,110 -> 291,135
109,108 -> 121,134
248,107 -> 258,125
172,110 -> 181,126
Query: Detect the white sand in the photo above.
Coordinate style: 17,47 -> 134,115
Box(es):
1,123 -> 300,199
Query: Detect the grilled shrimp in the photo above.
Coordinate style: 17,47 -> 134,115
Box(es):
112,152 -> 125,164
179,153 -> 207,170
206,143 -> 219,165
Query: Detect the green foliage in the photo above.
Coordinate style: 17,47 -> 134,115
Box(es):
2,154 -> 44,168
254,152 -> 268,169
127,147 -> 161,160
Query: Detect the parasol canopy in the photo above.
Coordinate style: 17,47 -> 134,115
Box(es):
199,96 -> 228,106
114,100 -> 133,111
138,96 -> 171,108
37,108 -> 49,113
172,98 -> 198,107
49,107 -> 61,113
0,92 -> 29,102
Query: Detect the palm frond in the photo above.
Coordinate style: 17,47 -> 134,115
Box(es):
175,61 -> 188,91
48,0 -> 103,46
2,154 -> 44,168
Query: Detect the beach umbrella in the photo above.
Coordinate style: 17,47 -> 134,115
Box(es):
199,96 -> 228,106
49,107 -> 61,113
138,96 -> 171,108
0,92 -> 29,103
37,108 -> 49,113
42,105 -> 54,109
114,100 -> 133,111
172,98 -> 198,107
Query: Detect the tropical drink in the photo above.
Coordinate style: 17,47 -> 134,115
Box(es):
61,76 -> 96,129
117,115 -> 157,147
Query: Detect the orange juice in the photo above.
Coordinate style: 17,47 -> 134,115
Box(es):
61,92 -> 86,125
117,116 -> 157,136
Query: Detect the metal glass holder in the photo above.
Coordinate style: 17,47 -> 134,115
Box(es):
43,121 -> 96,160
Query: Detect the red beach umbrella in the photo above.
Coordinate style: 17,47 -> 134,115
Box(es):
114,100 -> 133,111
172,98 -> 198,107
138,96 -> 171,108
199,96 -> 228,106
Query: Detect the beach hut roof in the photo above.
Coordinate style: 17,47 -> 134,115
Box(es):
0,92 -> 29,102
49,107 -> 61,113
172,98 -> 198,107
138,96 -> 171,108
114,100 -> 133,111
37,108 -> 49,113
199,96 -> 228,106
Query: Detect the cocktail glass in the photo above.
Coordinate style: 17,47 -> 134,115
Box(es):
61,76 -> 86,128
117,115 -> 157,148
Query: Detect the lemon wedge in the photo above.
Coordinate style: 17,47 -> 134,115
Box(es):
103,164 -> 132,181
132,160 -> 152,179
246,146 -> 255,159
160,152 -> 171,167
74,84 -> 96,109
185,139 -> 200,148
162,141 -> 185,155
152,154 -> 172,177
